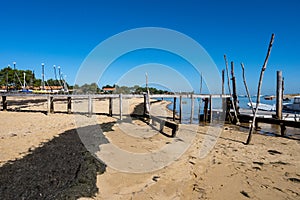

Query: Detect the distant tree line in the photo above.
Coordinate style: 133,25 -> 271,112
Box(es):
0,67 -> 69,90
73,83 -> 172,94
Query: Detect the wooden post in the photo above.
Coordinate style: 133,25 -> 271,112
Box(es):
173,97 -> 176,121
209,95 -> 213,123
222,69 -> 225,95
280,124 -> 286,136
231,62 -> 239,114
222,69 -> 226,119
109,97 -> 113,117
225,97 -> 231,122
179,95 -> 182,124
67,96 -> 72,114
88,95 -> 93,116
198,97 -> 202,124
276,71 -> 283,120
190,94 -> 194,124
47,96 -> 54,114
50,96 -> 54,113
143,93 -> 147,116
203,98 -> 209,122
2,96 -> 7,111
119,94 -> 122,120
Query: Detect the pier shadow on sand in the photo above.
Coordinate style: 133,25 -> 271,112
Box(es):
0,124 -> 113,199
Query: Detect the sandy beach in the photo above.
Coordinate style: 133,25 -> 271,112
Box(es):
0,96 -> 299,199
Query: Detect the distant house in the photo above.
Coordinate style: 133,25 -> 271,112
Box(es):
102,87 -> 116,94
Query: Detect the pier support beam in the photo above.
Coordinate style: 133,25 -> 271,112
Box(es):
47,96 -> 54,114
2,96 -> 7,111
276,71 -> 283,120
203,98 -> 209,122
109,97 -> 113,117
231,62 -> 239,114
190,94 -> 194,124
67,96 -> 72,114
119,94 -> 122,120
88,96 -> 93,117
179,96 -> 182,124
173,97 -> 176,121
209,95 -> 213,123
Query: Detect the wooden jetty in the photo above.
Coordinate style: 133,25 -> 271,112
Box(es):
1,93 -> 299,137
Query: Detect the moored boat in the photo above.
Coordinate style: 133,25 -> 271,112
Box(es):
283,96 -> 300,112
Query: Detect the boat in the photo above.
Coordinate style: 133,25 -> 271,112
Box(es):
283,96 -> 300,112
247,102 -> 276,111
264,95 -> 275,100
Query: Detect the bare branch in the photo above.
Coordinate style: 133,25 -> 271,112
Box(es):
246,33 -> 275,145
241,63 -> 255,114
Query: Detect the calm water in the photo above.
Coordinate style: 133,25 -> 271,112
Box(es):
161,96 -> 299,139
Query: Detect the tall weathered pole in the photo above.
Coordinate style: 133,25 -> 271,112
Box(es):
276,71 -> 283,120
231,62 -> 239,114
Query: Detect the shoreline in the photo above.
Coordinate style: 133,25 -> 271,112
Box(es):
0,97 -> 299,199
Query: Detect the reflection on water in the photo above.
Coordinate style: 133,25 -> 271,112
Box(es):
161,97 -> 300,140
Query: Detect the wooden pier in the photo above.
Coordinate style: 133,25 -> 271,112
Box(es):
1,93 -> 299,137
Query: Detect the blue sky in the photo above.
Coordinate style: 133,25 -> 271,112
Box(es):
0,0 -> 299,94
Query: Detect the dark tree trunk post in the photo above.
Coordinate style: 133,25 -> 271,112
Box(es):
246,33 -> 275,145
179,95 -> 182,124
119,94 -> 123,120
190,94 -> 194,124
173,97 -> 176,121
203,98 -> 209,122
276,71 -> 283,120
88,95 -> 93,117
67,96 -> 72,114
109,97 -> 113,117
2,96 -> 7,111
231,62 -> 239,114
209,95 -> 213,123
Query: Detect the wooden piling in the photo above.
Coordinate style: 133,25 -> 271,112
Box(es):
276,71 -> 283,120
109,97 -> 113,117
203,98 -> 209,122
231,62 -> 239,114
222,69 -> 225,95
222,70 -> 226,118
190,94 -> 194,124
173,97 -> 176,121
47,96 -> 54,114
119,94 -> 123,120
88,96 -> 93,116
2,96 -> 7,111
179,95 -> 182,123
67,96 -> 72,114
209,95 -> 213,123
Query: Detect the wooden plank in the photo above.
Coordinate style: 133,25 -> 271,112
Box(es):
148,115 -> 178,137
